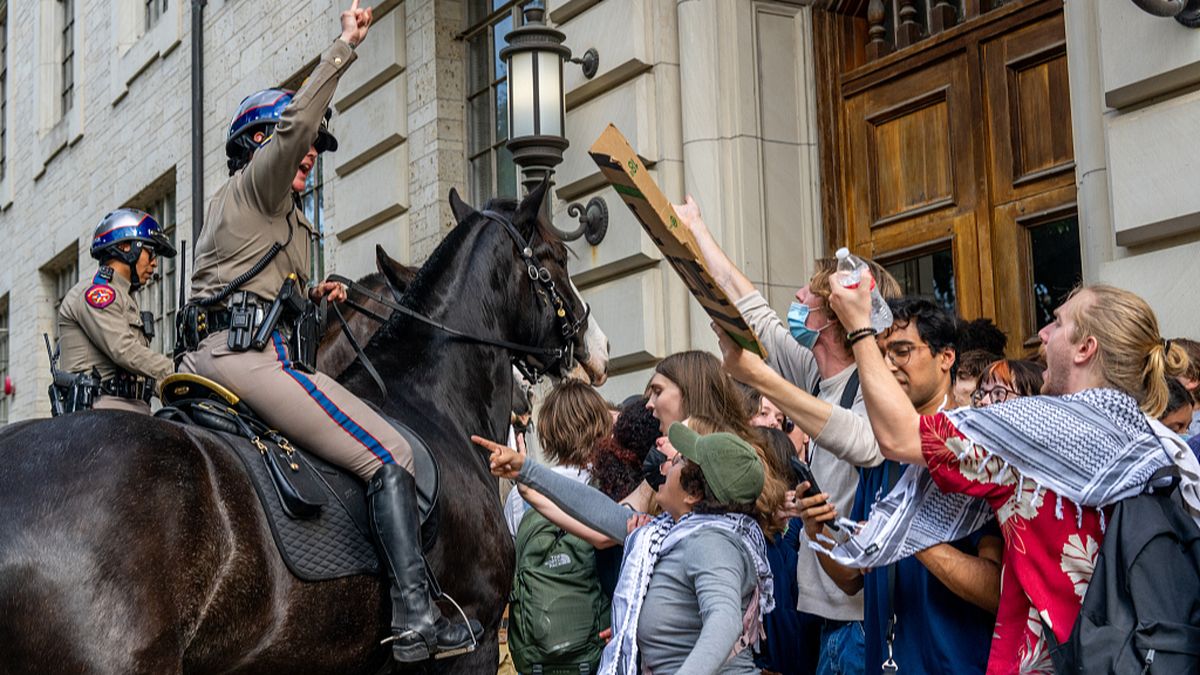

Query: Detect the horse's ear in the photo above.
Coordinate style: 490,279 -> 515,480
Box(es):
514,175 -> 551,236
449,187 -> 476,225
376,245 -> 415,297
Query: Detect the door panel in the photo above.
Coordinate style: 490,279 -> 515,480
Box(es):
983,11 -> 1075,205
844,55 -> 983,317
825,1 -> 1077,350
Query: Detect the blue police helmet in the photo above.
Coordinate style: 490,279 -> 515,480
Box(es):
90,209 -> 177,262
225,88 -> 338,161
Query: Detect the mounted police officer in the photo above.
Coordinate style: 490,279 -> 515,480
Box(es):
176,1 -> 481,662
53,209 -> 176,415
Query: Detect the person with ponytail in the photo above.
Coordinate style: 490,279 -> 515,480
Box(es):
719,281 -> 1200,673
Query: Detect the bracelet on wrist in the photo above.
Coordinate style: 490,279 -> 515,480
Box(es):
846,327 -> 877,345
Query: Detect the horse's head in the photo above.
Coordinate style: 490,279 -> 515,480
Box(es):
447,179 -> 609,386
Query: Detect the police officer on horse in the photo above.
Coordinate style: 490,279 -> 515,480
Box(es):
175,1 -> 482,663
52,208 -> 176,414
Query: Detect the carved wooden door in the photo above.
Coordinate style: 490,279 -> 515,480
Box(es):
817,0 -> 1081,355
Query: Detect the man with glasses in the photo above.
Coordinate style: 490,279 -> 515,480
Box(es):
54,208 -> 176,414
718,296 -> 1003,675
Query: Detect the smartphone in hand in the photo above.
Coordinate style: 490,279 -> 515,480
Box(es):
789,456 -> 840,531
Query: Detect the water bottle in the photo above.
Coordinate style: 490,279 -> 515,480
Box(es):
835,247 -> 893,332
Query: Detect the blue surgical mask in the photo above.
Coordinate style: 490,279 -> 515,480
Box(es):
788,302 -> 823,349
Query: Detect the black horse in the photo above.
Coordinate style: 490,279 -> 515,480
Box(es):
0,181 -> 609,674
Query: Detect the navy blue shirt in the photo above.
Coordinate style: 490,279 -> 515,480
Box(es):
853,460 -> 999,675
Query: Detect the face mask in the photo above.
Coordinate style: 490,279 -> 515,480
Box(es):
788,302 -> 826,349
642,447 -> 668,490
1181,432 -> 1193,443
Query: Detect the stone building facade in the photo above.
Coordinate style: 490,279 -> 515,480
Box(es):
0,0 -> 1193,423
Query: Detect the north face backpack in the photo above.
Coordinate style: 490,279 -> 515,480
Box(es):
510,508 -> 611,675
1046,466 -> 1200,674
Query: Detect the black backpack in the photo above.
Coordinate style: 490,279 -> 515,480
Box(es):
1046,466 -> 1200,674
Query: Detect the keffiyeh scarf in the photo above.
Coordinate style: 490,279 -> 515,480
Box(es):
814,388 -> 1200,568
599,512 -> 774,675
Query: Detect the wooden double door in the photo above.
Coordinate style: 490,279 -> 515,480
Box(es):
817,0 -> 1080,353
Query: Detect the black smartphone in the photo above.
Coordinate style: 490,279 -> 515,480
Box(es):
789,456 -> 840,531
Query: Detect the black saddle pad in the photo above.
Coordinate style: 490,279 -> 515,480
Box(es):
161,406 -> 439,583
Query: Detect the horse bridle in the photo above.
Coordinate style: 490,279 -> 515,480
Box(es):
326,209 -> 589,393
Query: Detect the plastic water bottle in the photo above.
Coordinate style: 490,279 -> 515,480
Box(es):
835,247 -> 893,333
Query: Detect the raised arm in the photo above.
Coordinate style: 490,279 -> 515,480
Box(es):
827,276 -> 924,465
241,3 -> 372,213
714,328 -> 883,468
673,196 -> 756,300
474,435 -> 631,542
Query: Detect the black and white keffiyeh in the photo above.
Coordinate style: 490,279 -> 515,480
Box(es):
815,388 -> 1200,568
599,512 -> 773,675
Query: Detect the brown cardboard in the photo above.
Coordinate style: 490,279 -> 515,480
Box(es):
588,124 -> 767,358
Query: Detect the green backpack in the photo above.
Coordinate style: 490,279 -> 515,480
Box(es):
510,508 -> 611,675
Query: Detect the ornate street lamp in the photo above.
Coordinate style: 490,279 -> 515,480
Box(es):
500,3 -> 608,245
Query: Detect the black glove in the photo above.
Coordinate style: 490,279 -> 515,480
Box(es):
642,447 -> 667,491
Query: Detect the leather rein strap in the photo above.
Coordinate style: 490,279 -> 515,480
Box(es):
324,209 -> 587,391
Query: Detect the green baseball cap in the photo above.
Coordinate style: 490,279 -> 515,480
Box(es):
667,422 -> 765,504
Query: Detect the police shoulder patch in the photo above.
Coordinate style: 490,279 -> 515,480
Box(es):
85,284 -> 117,309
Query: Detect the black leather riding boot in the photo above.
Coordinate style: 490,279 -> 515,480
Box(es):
368,464 -> 483,662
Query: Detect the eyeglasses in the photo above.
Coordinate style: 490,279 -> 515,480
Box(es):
971,386 -> 1016,407
880,343 -> 932,367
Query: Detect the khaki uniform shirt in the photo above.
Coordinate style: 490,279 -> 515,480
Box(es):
190,39 -> 357,305
57,270 -> 174,384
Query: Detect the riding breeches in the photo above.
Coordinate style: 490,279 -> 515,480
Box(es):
178,330 -> 414,481
93,395 -> 151,414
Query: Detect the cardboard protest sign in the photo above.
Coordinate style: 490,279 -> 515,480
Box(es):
589,124 -> 767,359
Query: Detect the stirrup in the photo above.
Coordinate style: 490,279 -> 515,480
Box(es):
432,591 -> 479,660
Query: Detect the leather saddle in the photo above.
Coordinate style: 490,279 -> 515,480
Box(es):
155,373 -> 441,581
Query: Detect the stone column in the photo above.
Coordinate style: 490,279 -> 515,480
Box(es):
407,0 -> 467,260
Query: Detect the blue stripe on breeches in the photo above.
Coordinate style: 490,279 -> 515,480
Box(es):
270,332 -> 394,465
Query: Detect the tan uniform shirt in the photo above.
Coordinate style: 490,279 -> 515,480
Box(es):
190,39 -> 357,305
57,270 -> 174,384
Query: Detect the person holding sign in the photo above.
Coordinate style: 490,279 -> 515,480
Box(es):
672,196 -> 900,674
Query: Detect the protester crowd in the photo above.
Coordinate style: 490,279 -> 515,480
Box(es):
476,196 -> 1200,675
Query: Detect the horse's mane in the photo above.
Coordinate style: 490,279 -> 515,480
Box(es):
399,197 -> 567,306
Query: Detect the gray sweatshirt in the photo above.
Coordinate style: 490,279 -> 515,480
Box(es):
735,290 -> 879,621
518,461 -> 758,675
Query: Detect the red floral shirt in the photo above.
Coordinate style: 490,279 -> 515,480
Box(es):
921,413 -> 1109,675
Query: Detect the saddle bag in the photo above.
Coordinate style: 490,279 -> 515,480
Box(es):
167,400 -> 328,519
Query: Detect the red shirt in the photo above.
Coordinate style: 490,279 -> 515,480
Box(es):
920,413 -> 1109,675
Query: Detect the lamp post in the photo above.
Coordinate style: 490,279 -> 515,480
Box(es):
500,3 -> 608,245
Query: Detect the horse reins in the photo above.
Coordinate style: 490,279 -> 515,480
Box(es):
325,208 -> 589,393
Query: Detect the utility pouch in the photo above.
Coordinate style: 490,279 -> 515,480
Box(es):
226,292 -> 257,352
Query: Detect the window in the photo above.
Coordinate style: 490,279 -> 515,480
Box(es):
464,0 -> 533,206
59,0 -> 74,116
44,251 -> 79,339
0,296 -> 8,425
144,0 -> 167,34
142,192 -> 177,354
300,155 -> 326,283
1027,215 -> 1082,330
884,246 -> 957,315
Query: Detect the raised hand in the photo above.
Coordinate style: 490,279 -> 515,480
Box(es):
340,0 -> 374,47
671,194 -> 709,238
470,434 -> 524,480
711,322 -> 769,385
827,268 -> 875,334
